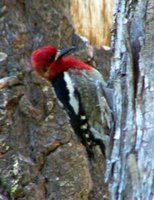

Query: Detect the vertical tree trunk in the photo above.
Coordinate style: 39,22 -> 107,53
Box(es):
107,0 -> 154,199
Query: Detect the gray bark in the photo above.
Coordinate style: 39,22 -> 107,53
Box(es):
107,0 -> 154,199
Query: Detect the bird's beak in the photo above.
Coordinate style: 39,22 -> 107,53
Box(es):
55,46 -> 76,61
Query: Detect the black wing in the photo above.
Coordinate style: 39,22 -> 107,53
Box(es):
52,72 -> 98,160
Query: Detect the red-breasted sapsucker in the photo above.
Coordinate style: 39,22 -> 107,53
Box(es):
31,45 -> 113,160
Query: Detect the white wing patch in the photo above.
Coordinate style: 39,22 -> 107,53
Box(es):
64,72 -> 79,115
80,115 -> 86,120
81,124 -> 88,130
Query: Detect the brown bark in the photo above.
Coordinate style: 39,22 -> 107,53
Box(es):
0,0 -> 111,199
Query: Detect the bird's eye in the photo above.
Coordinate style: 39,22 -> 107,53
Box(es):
48,56 -> 55,63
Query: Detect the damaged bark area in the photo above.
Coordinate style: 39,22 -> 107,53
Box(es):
71,0 -> 114,47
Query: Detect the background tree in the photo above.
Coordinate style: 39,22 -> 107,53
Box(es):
107,0 -> 154,199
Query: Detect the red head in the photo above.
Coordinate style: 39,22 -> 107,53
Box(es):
31,45 -> 57,78
31,45 -> 92,80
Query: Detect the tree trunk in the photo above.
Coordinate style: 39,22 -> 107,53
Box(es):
0,0 -> 111,199
1,0 -> 153,199
107,0 -> 154,199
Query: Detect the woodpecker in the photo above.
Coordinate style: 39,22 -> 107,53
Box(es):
31,45 -> 113,160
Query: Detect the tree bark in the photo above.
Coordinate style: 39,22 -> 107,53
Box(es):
0,0 -> 111,199
107,0 -> 154,199
1,0 -> 153,199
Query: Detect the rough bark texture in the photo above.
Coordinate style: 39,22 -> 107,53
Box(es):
107,0 -> 154,199
2,0 -> 153,199
0,1 -> 111,200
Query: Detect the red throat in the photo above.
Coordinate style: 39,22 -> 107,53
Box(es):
48,57 -> 92,79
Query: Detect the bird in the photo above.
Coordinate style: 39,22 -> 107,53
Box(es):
31,45 -> 113,160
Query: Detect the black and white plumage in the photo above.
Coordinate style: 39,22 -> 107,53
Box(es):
31,45 -> 113,160
52,68 -> 113,160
